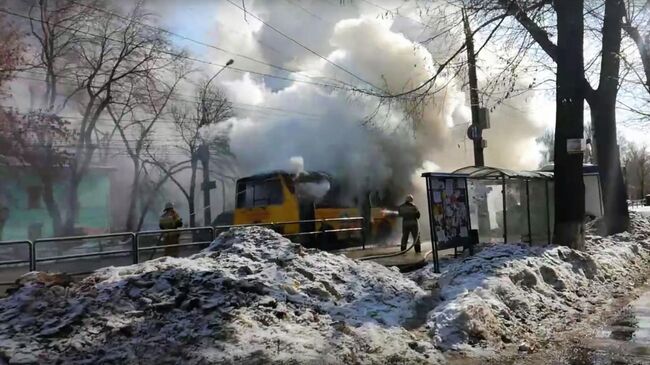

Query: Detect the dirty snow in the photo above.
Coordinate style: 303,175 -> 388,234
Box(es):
420,212 -> 650,353
2,215 -> 650,363
0,227 -> 442,364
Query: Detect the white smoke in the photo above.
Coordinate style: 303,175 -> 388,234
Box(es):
3,0 -> 551,232
296,179 -> 331,203
289,156 -> 305,175
219,9 -> 546,208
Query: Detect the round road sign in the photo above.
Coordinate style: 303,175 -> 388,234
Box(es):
467,124 -> 482,140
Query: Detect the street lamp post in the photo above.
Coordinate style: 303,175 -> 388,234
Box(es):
200,59 -> 234,227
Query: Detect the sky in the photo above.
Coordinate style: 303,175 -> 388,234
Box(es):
128,0 -> 554,209
3,0 -> 648,211
147,0 -> 647,142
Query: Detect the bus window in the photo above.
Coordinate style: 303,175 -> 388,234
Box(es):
236,178 -> 284,208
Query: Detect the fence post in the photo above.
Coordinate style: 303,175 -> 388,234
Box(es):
32,240 -> 38,272
29,240 -> 35,272
361,218 -> 366,250
132,233 -> 139,264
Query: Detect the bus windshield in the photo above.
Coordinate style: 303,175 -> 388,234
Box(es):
236,177 -> 284,208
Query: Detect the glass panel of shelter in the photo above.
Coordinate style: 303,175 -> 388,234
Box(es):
466,176 -> 554,246
467,179 -> 506,244
505,179 -> 527,244
528,179 -> 551,245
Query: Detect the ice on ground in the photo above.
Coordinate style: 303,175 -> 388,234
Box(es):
0,227 -> 443,365
420,212 -> 650,352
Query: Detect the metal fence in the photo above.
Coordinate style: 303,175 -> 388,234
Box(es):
33,232 -> 137,276
630,199 -> 645,208
0,217 -> 364,285
0,240 -> 33,285
135,226 -> 215,263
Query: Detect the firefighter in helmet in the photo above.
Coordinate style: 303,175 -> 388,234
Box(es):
398,195 -> 421,253
159,202 -> 183,257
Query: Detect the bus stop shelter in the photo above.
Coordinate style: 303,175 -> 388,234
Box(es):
422,165 -> 603,272
451,166 -> 555,246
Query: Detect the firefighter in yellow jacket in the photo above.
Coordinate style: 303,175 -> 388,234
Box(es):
159,202 -> 183,257
398,195 -> 421,253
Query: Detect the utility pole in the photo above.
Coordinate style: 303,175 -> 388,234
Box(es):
199,59 -> 234,227
463,9 -> 485,167
463,9 -> 491,241
199,144 -> 215,226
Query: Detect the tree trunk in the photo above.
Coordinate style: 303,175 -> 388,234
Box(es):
124,161 -> 141,232
590,0 -> 629,235
136,174 -> 173,231
591,105 -> 629,233
639,171 -> 645,199
63,174 -> 81,235
188,157 -> 198,227
41,174 -> 63,236
553,0 -> 586,249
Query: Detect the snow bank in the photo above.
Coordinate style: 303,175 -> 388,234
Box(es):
422,213 -> 650,352
0,227 -> 443,364
3,216 -> 649,363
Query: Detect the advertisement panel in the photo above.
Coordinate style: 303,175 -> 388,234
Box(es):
425,174 -> 471,251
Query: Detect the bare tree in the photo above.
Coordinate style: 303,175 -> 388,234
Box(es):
137,158 -> 192,231
108,63 -> 188,231
0,14 -> 25,96
27,0 -> 178,234
0,13 -> 26,159
538,122 -> 596,167
0,111 -> 76,235
552,0 -> 587,248
26,0 -> 99,110
536,129 -> 555,166
456,0 -> 631,240
623,143 -> 650,199
168,80 -> 234,227
622,1 -> 650,94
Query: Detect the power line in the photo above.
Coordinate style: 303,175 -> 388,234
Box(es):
64,0 -> 345,87
283,0 -> 332,24
8,72 -> 325,119
225,0 -> 382,92
359,0 -> 431,28
0,7 -> 355,92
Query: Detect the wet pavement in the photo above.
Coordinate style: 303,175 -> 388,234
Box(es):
338,241 -> 462,271
339,240 -> 432,269
565,291 -> 650,364
493,287 -> 650,365
446,287 -> 650,365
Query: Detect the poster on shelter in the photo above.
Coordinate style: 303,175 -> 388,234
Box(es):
426,175 -> 471,250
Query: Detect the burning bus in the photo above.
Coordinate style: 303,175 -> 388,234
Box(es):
226,170 -> 397,249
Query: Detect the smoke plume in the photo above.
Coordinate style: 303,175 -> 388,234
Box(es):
217,6 -> 547,210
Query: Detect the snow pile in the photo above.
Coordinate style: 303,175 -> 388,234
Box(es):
0,227 -> 443,365
423,213 -> 650,352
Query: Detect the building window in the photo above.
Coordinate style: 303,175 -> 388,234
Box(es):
27,186 -> 42,209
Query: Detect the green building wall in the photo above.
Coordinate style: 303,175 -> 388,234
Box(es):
0,168 -> 112,241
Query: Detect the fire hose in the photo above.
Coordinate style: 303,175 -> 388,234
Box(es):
358,223 -> 422,261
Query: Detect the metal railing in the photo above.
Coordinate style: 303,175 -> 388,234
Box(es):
0,240 -> 34,285
33,232 -> 137,276
0,217 -> 364,284
135,226 -> 215,263
630,199 -> 645,208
